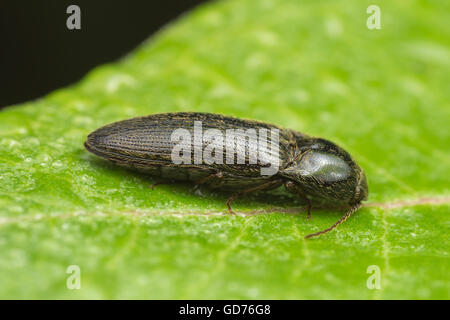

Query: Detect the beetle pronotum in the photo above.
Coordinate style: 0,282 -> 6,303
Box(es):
85,112 -> 368,238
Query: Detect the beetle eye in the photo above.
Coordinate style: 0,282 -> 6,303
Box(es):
298,150 -> 351,182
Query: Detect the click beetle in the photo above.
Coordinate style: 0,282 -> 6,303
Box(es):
84,112 -> 368,238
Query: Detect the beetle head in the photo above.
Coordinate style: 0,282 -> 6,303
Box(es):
281,138 -> 368,205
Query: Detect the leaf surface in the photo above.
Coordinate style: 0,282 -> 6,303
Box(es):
0,0 -> 449,299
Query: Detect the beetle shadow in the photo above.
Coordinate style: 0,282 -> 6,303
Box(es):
83,153 -> 348,216
84,155 -> 301,205
83,154 -> 226,204
84,154 -> 173,187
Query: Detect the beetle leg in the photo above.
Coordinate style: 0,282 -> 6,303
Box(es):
195,171 -> 223,186
150,181 -> 170,190
284,181 -> 312,220
305,198 -> 312,221
296,194 -> 312,220
226,196 -> 236,215
226,179 -> 283,214
150,179 -> 183,190
153,172 -> 224,190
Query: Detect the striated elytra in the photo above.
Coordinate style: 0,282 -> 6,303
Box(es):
85,112 -> 368,238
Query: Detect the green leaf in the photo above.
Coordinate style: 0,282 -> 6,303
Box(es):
1,0 -> 449,299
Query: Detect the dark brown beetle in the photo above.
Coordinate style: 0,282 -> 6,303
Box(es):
85,112 -> 368,238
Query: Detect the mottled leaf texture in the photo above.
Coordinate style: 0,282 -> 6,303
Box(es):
0,0 -> 449,299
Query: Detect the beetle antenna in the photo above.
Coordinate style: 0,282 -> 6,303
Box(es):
304,202 -> 362,239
